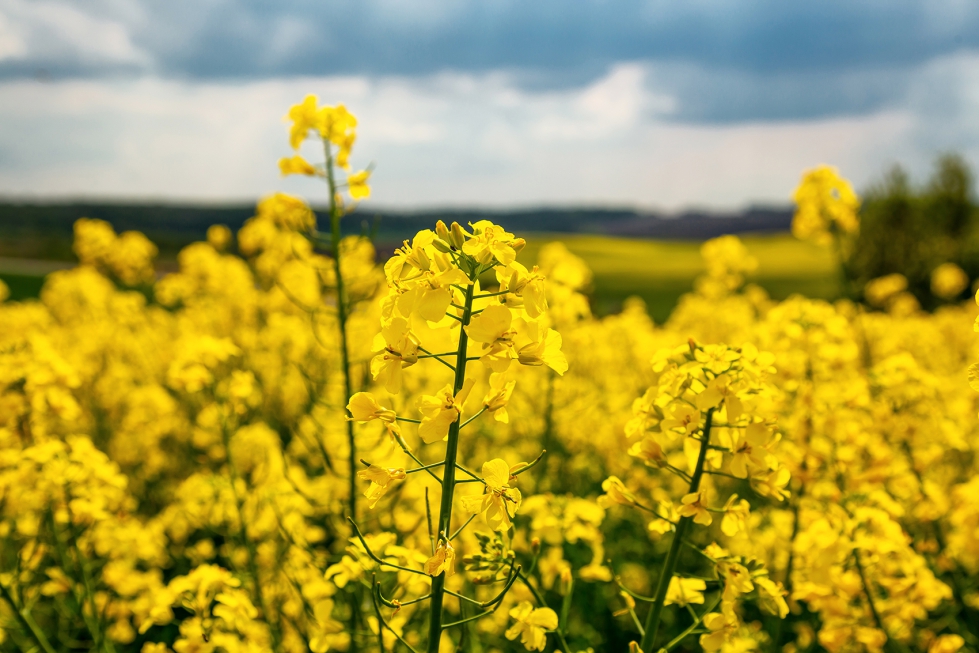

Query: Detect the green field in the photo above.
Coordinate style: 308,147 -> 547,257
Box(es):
519,233 -> 839,322
1,232 -> 837,322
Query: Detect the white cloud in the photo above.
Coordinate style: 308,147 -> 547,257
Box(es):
1,53 -> 978,210
0,0 -> 149,68
0,12 -> 27,61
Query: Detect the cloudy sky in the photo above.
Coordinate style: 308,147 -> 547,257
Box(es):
1,1 -> 978,210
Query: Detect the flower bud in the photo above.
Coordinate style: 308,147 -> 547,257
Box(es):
436,220 -> 450,241
530,537 -> 541,555
559,565 -> 573,596
449,222 -> 466,249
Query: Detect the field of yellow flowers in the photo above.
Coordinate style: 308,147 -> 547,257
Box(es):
1,97 -> 978,653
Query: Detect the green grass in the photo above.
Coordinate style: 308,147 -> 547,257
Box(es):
518,233 -> 839,323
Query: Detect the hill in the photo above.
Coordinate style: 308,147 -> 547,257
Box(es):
0,200 -> 792,260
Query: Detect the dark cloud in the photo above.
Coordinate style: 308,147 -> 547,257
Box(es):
1,0 -> 978,123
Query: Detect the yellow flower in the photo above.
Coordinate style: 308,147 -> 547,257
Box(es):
865,273 -> 908,308
513,317 -> 568,375
665,577 -> 706,606
596,476 -> 637,508
320,103 -> 357,144
694,373 -> 741,419
498,262 -> 548,318
461,459 -> 522,532
505,601 -> 558,651
729,422 -> 774,478
791,164 -> 860,245
720,494 -> 750,536
483,372 -> 515,423
678,491 -> 712,526
660,402 -> 700,438
347,170 -> 371,200
466,304 -> 516,372
463,220 -> 521,266
423,539 -> 455,577
628,436 -> 667,468
750,466 -> 791,501
336,132 -> 356,170
396,259 -> 470,323
346,392 -> 397,423
648,499 -> 678,536
417,379 -> 475,443
206,224 -> 231,251
928,634 -> 965,653
370,317 -> 420,394
286,94 -> 321,149
141,644 -> 170,653
754,576 -> 789,618
931,262 -> 969,300
718,561 -> 753,602
279,155 -> 318,176
700,612 -> 739,652
357,465 -> 406,509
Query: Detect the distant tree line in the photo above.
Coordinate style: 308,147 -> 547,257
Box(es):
847,153 -> 979,308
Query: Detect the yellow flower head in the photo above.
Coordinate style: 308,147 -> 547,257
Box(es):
347,169 -> 371,200
512,317 -> 568,375
357,465 -> 406,509
286,94 -> 322,150
466,304 -> 516,371
279,155 -> 318,177
417,379 -> 475,444
483,372 -> 516,423
463,220 -> 521,266
700,612 -> 739,652
791,164 -> 860,245
370,317 -> 420,394
678,491 -> 712,526
423,539 -> 455,577
347,392 -> 397,423
461,458 -> 522,532
498,262 -> 549,318
665,577 -> 706,606
505,601 -> 558,651
931,262 -> 969,300
596,476 -> 637,508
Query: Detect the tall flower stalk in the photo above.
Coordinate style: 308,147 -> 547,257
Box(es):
346,220 -> 568,652
601,341 -> 792,653
280,95 -> 373,521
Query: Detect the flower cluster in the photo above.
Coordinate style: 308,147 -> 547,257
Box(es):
792,165 -> 861,246
602,340 -> 790,652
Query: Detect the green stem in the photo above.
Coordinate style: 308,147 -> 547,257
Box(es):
0,582 -> 57,653
639,409 -> 714,652
323,135 -> 362,652
427,282 -> 475,653
323,137 -> 358,522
